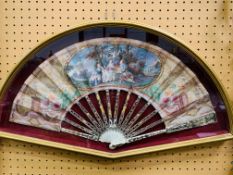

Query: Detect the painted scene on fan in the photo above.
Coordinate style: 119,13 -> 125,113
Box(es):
65,43 -> 161,89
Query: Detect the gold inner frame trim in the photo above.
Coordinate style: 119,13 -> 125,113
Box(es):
0,21 -> 232,158
0,131 -> 232,159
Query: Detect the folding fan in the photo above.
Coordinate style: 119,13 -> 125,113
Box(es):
10,38 -> 217,149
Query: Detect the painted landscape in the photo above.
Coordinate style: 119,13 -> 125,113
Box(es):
65,43 -> 161,89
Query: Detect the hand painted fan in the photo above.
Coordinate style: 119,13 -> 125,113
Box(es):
10,38 -> 217,149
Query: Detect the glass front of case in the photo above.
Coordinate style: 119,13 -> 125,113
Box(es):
0,24 -> 230,156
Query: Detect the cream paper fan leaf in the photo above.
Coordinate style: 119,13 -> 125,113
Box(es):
10,38 -> 217,149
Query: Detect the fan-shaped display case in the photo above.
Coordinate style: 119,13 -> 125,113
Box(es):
0,22 -> 232,158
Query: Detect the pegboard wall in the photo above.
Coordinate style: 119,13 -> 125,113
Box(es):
0,0 -> 233,174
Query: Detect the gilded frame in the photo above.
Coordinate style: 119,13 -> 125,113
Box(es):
0,21 -> 232,158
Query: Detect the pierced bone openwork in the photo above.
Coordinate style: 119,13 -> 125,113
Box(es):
61,87 -> 216,149
62,88 -> 164,149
